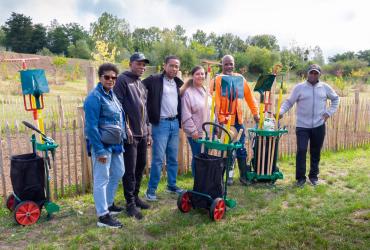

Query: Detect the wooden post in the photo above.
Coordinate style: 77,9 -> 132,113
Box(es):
354,90 -> 360,133
72,120 -> 79,194
51,122 -> 58,200
57,95 -> 65,127
5,122 -> 12,158
86,66 -> 96,94
0,131 -> 7,202
66,120 -> 72,188
79,116 -> 86,194
78,107 -> 92,191
14,120 -> 21,154
59,119 -> 64,197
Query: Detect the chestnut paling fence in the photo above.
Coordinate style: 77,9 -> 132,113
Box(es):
0,92 -> 369,202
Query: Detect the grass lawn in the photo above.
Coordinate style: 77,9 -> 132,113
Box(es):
0,146 -> 369,249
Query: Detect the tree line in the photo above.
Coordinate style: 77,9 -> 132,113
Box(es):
1,12 -> 369,79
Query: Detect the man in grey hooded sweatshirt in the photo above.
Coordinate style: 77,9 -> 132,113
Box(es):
278,64 -> 339,187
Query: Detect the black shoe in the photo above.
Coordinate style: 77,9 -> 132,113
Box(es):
97,214 -> 123,228
108,203 -> 124,215
296,179 -> 306,187
309,178 -> 318,186
126,203 -> 143,220
135,197 -> 150,209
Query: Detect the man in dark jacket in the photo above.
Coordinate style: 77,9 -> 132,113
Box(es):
143,55 -> 184,201
114,52 -> 151,219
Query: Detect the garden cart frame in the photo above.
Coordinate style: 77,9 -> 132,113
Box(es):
6,121 -> 59,225
246,70 -> 287,183
177,122 -> 242,221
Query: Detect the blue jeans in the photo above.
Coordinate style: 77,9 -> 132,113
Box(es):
147,119 -> 179,194
187,137 -> 202,176
92,148 -> 125,216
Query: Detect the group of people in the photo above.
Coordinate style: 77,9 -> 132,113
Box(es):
84,52 -> 339,228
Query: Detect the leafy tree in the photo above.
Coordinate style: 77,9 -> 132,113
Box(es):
208,33 -> 247,58
30,24 -> 47,53
311,46 -> 324,65
2,12 -> 33,53
235,46 -> 280,74
131,27 -> 161,53
91,40 -> 117,64
329,51 -> 356,62
180,48 -> 197,73
67,39 -> 91,59
52,56 -> 68,84
90,12 -> 131,53
47,20 -> 69,55
36,47 -> 54,56
65,23 -> 91,45
190,41 -> 217,60
357,50 -> 370,66
150,32 -> 185,67
192,30 -> 208,45
173,25 -> 187,44
324,59 -> 367,77
280,49 -> 302,71
0,29 -> 6,47
247,34 -> 280,51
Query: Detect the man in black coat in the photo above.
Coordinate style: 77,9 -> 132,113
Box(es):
114,53 -> 151,219
142,55 -> 184,201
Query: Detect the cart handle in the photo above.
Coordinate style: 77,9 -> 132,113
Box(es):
22,121 -> 46,137
22,120 -> 56,143
202,122 -> 232,143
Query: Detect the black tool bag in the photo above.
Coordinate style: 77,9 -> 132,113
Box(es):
10,153 -> 45,206
192,153 -> 225,209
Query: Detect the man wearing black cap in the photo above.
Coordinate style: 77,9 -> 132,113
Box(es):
113,52 -> 151,219
278,64 -> 339,187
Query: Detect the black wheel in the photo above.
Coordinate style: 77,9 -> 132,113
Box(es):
177,191 -> 192,213
6,194 -> 16,211
209,198 -> 226,221
14,201 -> 41,226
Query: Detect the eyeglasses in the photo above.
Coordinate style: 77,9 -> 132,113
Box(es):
102,75 -> 117,81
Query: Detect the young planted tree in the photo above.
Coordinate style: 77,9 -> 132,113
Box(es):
52,56 -> 68,84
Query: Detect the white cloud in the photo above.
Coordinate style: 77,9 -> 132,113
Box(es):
1,0 -> 369,59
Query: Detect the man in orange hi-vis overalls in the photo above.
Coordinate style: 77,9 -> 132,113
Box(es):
210,55 -> 259,185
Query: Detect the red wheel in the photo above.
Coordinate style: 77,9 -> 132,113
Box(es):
177,191 -> 192,213
14,201 -> 41,226
210,198 -> 226,221
6,194 -> 15,211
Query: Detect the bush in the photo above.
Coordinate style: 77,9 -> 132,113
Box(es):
67,39 -> 91,59
324,59 -> 368,77
37,47 -> 54,56
332,76 -> 348,96
234,46 -> 280,75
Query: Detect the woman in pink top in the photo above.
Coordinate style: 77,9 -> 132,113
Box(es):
181,66 -> 210,175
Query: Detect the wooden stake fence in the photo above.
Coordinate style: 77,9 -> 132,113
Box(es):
0,94 -> 369,202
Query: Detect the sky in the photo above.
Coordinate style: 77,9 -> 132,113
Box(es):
0,0 -> 369,60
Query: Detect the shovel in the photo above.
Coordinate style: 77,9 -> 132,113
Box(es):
254,74 -> 276,129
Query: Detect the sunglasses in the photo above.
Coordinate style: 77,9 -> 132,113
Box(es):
102,75 -> 117,81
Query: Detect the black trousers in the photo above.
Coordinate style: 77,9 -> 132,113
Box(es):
122,136 -> 147,205
295,124 -> 326,181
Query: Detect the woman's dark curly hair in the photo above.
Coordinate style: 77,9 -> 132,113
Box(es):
98,63 -> 119,77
